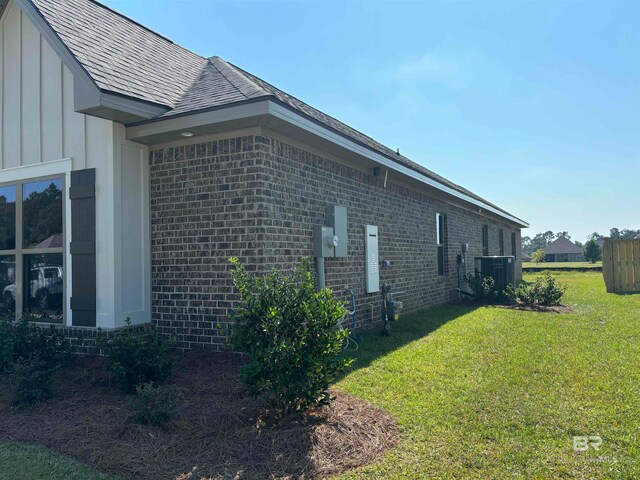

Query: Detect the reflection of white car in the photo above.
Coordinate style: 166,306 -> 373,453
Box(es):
2,265 -> 63,309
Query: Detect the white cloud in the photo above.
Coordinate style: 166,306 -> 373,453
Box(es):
395,52 -> 462,82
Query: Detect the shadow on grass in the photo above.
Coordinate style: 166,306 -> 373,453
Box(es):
339,301 -> 480,378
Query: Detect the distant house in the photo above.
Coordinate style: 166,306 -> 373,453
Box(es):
543,237 -> 584,262
522,252 -> 532,262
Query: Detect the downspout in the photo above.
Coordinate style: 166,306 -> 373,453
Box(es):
316,257 -> 325,290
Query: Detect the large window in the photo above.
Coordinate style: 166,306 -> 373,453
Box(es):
0,177 -> 64,323
436,213 -> 447,276
482,225 -> 489,256
499,229 -> 505,256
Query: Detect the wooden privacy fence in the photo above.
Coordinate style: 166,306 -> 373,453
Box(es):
602,238 -> 640,293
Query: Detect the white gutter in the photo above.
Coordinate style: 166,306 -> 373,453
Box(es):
127,98 -> 528,228
266,101 -> 529,227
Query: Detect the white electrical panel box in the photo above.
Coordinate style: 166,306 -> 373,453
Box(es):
365,225 -> 379,293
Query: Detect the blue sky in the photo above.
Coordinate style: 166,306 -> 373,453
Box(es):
103,0 -> 639,241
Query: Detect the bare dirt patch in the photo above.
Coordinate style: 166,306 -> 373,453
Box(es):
0,352 -> 398,480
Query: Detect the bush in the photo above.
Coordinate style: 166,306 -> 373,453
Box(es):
228,257 -> 352,416
0,315 -> 68,371
9,355 -> 57,408
506,273 -> 567,306
465,273 -> 500,304
531,249 -> 545,263
130,382 -> 180,426
584,239 -> 602,263
96,319 -> 174,393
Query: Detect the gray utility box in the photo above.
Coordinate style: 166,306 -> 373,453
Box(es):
326,205 -> 348,257
313,225 -> 336,258
313,205 -> 348,258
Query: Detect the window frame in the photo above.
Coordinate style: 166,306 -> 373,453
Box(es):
436,213 -> 446,276
0,174 -> 66,324
511,232 -> 517,257
499,229 -> 504,256
482,225 -> 489,256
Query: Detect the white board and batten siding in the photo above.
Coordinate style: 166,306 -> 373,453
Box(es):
0,1 -> 151,329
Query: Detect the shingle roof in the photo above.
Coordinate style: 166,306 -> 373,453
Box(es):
543,237 -> 583,255
31,0 -> 207,107
28,0 -> 525,223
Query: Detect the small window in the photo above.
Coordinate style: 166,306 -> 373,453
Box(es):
499,229 -> 504,256
482,225 -> 489,256
511,232 -> 517,257
436,213 -> 447,275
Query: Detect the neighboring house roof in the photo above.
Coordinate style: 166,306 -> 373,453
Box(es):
543,236 -> 583,255
35,234 -> 63,249
22,0 -> 526,226
635,233 -> 640,240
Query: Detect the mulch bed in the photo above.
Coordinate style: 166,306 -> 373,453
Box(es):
0,352 -> 398,479
491,303 -> 574,314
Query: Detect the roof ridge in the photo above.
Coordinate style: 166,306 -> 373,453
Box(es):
217,58 -> 517,218
208,57 -> 271,98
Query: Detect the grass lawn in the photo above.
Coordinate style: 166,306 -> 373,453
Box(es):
2,271 -> 638,479
523,261 -> 602,269
335,271 -> 640,479
0,443 -> 119,480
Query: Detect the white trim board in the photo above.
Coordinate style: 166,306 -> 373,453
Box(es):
127,100 -> 528,228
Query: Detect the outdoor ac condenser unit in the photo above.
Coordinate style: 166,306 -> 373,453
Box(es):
474,256 -> 516,295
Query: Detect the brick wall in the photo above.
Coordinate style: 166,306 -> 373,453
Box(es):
149,133 -> 522,350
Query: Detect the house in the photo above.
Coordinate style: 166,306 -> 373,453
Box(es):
0,0 -> 527,349
522,252 -> 532,262
542,237 -> 584,262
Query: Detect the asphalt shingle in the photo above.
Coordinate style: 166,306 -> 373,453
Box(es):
29,0 -> 524,222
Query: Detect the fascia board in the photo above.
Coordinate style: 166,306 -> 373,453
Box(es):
125,100 -> 271,141
126,98 -> 528,228
266,100 -> 529,228
17,0 -> 169,121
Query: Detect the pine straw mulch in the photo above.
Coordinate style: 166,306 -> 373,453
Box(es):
0,351 -> 399,480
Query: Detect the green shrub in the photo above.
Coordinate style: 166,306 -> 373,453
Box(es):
584,239 -> 602,263
0,315 -> 68,371
228,257 -> 352,416
465,273 -> 500,304
506,273 -> 567,306
96,319 -> 174,393
10,355 -> 57,408
130,382 -> 180,426
532,249 -> 546,263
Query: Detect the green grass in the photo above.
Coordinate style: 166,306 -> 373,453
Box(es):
335,271 -> 640,479
523,261 -> 602,269
0,443 -> 119,480
2,272 -> 637,479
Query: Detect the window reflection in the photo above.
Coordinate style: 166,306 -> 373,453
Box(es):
0,186 -> 16,250
0,255 -> 15,317
23,179 -> 63,249
23,253 -> 63,323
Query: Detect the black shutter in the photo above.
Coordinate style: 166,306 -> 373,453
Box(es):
69,169 -> 96,327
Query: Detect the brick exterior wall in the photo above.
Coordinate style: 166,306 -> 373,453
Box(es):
149,134 -> 522,350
